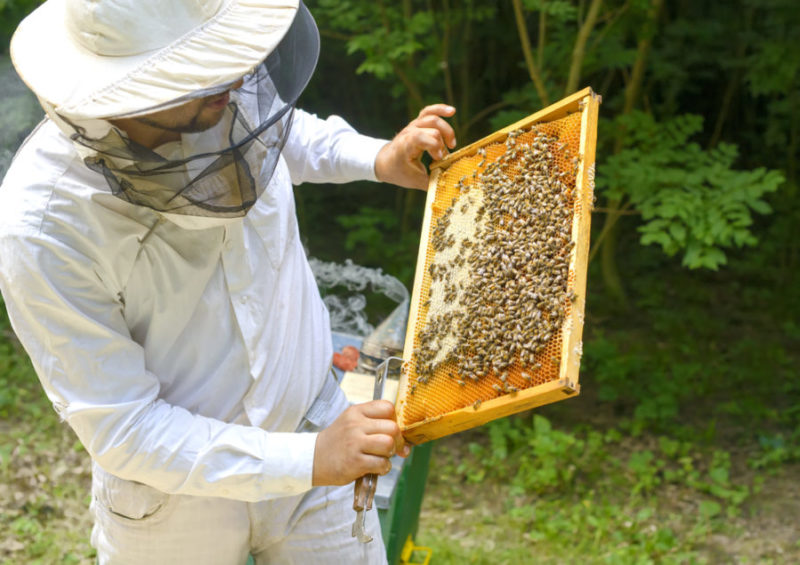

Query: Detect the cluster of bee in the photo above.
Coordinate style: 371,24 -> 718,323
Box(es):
411,126 -> 579,398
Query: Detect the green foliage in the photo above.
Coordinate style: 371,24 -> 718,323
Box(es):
522,0 -> 578,20
308,0 -> 795,281
481,414 -> 601,495
461,414 -> 613,496
0,55 -> 42,167
0,303 -> 93,563
346,11 -> 433,79
336,206 -> 420,284
743,0 -> 800,98
426,409 -> 759,564
312,0 -> 450,102
748,428 -> 800,470
0,299 -> 42,420
598,112 -> 784,269
0,0 -> 44,51
582,332 -> 688,434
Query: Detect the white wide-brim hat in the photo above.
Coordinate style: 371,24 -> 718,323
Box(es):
11,0 -> 310,120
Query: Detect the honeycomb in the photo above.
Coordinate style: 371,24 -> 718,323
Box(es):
398,90 -> 598,437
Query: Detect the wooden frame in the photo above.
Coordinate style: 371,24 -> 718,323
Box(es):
395,87 -> 601,444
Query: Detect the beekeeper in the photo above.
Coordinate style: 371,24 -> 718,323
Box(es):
0,0 -> 456,563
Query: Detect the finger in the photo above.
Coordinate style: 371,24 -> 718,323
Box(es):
359,454 -> 393,476
358,399 -> 397,419
361,433 -> 398,458
413,114 -> 457,149
358,418 -> 401,439
403,128 -> 449,161
361,418 -> 407,458
393,433 -> 408,458
417,103 -> 456,121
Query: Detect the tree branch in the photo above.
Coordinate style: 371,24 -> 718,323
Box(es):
588,201 -> 635,263
538,2 -> 547,72
392,63 -> 426,110
589,1 -> 631,49
318,29 -> 352,42
511,0 -> 550,106
462,99 -> 516,134
615,0 -> 663,152
565,0 -> 603,95
458,6 -> 473,140
377,0 -> 424,114
592,207 -> 641,215
441,0 -> 457,112
593,0 -> 664,281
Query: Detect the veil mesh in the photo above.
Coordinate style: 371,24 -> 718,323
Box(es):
63,1 -> 319,218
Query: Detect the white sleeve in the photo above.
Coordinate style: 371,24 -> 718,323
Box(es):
282,109 -> 389,185
0,233 -> 317,502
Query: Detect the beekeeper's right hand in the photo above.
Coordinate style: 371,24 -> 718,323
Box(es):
312,400 -> 410,486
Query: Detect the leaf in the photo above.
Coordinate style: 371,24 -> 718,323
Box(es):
709,466 -> 729,485
640,230 -> 673,252
533,414 -> 552,435
603,110 -> 786,270
698,500 -> 722,519
749,199 -> 772,215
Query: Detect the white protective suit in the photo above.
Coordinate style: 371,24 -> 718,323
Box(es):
0,110 -> 391,564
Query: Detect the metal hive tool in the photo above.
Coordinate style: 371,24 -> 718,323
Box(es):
396,88 -> 601,444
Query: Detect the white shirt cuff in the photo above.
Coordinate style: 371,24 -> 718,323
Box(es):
259,431 -> 319,498
340,135 -> 390,183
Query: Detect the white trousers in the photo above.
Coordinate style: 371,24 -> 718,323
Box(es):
90,377 -> 388,564
90,467 -> 387,564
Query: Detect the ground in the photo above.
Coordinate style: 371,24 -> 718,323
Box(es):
416,428 -> 800,564
3,397 -> 800,564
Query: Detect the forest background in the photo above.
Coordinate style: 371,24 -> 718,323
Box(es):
1,0 -> 798,563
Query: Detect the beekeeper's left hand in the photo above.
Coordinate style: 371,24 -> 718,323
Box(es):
375,104 -> 457,191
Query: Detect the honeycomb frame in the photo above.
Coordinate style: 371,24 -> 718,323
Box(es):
396,87 -> 601,444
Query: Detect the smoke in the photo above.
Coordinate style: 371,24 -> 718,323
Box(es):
0,55 -> 43,180
308,257 -> 409,337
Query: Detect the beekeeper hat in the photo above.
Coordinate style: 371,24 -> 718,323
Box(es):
10,0 -> 313,120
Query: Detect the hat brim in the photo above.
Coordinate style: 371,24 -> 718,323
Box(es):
11,0 -> 305,119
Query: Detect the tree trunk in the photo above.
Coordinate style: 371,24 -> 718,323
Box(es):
565,0 -> 603,95
594,0 -> 664,307
601,213 -> 626,302
512,0 -> 550,106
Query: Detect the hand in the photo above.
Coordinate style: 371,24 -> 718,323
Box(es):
374,104 -> 457,191
312,400 -> 410,486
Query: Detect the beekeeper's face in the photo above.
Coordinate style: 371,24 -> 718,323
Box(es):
131,78 -> 245,136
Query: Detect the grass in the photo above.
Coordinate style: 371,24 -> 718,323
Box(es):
417,428 -> 800,563
0,309 -> 94,564
0,412 -> 94,564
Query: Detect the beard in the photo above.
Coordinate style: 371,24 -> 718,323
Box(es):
133,107 -> 226,134
133,92 -> 230,135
